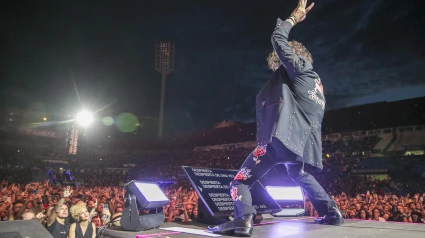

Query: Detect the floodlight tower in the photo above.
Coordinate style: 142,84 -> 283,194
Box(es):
66,110 -> 93,156
155,41 -> 175,137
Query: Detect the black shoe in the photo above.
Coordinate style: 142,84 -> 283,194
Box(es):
314,207 -> 344,225
207,214 -> 254,237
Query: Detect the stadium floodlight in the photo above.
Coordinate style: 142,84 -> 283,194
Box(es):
155,41 -> 175,137
76,110 -> 93,127
121,181 -> 170,231
266,186 -> 305,217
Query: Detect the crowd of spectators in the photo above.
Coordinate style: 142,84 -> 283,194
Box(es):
1,134 -> 424,238
322,135 -> 380,158
0,177 -> 423,237
304,177 -> 425,223
310,191 -> 425,223
0,179 -> 201,237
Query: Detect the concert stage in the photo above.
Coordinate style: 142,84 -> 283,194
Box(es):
102,217 -> 425,238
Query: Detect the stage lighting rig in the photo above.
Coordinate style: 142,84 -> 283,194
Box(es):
121,181 -> 170,231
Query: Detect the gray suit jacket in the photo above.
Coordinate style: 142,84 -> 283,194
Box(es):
255,18 -> 324,172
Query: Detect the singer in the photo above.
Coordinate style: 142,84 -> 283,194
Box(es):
208,1 -> 344,236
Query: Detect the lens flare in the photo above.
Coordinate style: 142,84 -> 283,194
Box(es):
102,116 -> 114,126
116,113 -> 139,132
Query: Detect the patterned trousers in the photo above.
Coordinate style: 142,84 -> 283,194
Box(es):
230,137 -> 336,218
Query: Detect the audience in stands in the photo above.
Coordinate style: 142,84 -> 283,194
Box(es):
1,134 -> 425,238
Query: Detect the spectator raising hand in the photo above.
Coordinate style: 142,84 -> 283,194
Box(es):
63,186 -> 73,198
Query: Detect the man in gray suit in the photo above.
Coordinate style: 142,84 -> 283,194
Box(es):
208,0 -> 343,236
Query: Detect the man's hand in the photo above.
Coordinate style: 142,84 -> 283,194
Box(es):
36,212 -> 46,219
63,186 -> 73,198
288,0 -> 315,25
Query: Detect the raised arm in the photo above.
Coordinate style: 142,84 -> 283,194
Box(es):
271,0 -> 314,79
47,186 -> 72,226
271,19 -> 298,79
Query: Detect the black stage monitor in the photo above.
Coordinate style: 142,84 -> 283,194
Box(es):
182,166 -> 281,222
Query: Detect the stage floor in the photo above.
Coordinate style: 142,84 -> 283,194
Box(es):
103,217 -> 425,238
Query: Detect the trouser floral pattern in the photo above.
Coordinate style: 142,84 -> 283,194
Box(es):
230,137 -> 336,219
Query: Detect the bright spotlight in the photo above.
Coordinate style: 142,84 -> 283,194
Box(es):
266,186 -> 304,201
266,186 -> 305,217
76,110 -> 93,127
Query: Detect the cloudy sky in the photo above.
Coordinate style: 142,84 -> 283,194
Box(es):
0,0 -> 424,135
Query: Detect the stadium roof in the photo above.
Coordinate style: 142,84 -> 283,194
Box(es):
128,97 -> 425,149
322,96 -> 425,134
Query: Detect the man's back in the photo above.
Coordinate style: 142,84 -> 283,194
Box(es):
289,69 -> 326,125
271,19 -> 326,125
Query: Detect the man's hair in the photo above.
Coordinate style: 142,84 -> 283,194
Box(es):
267,51 -> 280,72
289,40 -> 313,64
267,41 -> 313,71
